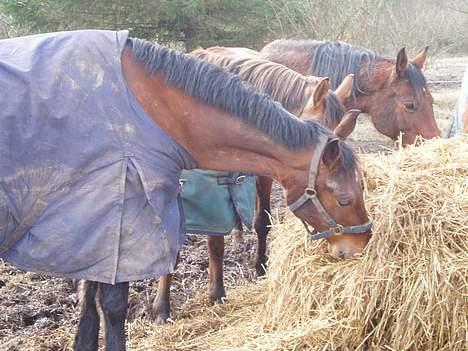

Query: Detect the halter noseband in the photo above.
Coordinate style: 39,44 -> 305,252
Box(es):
288,135 -> 373,240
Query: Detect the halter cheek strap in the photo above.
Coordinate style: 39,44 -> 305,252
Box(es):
288,135 -> 373,240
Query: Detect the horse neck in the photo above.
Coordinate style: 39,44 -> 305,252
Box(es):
121,49 -> 314,188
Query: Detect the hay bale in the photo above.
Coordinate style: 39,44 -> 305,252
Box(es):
137,136 -> 467,351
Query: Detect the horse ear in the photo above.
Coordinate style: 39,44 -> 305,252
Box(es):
396,47 -> 408,78
334,109 -> 361,140
412,46 -> 429,70
322,138 -> 341,169
313,78 -> 329,106
334,74 -> 354,102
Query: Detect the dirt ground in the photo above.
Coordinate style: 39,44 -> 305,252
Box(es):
0,56 -> 467,351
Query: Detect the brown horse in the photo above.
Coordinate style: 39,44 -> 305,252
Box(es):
152,49 -> 359,323
77,37 -> 371,350
196,48 -> 358,277
260,40 -> 440,145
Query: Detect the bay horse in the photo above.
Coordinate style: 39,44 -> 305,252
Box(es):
153,48 -> 358,323
260,40 -> 441,145
0,31 -> 372,351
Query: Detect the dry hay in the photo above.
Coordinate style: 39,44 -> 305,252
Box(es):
135,135 -> 468,351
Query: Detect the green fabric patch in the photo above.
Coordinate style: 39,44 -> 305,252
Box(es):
180,169 -> 256,235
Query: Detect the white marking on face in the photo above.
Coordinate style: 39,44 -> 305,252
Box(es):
326,179 -> 340,191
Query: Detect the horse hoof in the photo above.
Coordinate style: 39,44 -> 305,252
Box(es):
255,263 -> 267,277
152,309 -> 171,324
155,314 -> 171,325
209,288 -> 226,304
209,295 -> 226,305
151,305 -> 171,325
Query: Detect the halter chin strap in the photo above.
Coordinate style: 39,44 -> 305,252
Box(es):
288,135 -> 373,240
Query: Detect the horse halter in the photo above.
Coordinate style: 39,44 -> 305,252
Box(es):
288,135 -> 373,240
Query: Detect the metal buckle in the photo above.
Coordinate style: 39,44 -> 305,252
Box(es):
178,179 -> 187,194
331,224 -> 344,236
235,175 -> 246,185
305,187 -> 317,198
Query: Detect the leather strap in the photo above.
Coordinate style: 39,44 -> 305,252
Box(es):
217,175 -> 246,185
303,216 -> 373,240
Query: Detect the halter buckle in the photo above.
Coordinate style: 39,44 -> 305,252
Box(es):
331,224 -> 344,236
305,187 -> 317,198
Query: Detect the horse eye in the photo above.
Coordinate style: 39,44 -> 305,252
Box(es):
336,199 -> 352,207
404,101 -> 417,112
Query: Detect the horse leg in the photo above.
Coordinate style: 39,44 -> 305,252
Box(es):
208,235 -> 226,303
98,282 -> 129,351
152,274 -> 173,324
254,176 -> 273,277
73,281 -> 100,351
230,221 -> 244,246
152,251 -> 180,324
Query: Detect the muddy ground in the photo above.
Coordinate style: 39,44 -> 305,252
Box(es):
0,56 -> 467,351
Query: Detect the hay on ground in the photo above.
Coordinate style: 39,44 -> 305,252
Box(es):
134,135 -> 467,351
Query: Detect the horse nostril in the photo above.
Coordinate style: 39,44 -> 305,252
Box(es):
335,250 -> 346,260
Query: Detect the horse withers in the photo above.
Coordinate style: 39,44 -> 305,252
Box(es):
260,40 -> 440,145
0,31 -> 371,350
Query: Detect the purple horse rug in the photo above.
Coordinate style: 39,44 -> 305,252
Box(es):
0,30 -> 195,284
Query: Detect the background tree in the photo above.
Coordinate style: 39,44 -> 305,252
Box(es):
0,0 -> 278,50
1,0 -> 467,54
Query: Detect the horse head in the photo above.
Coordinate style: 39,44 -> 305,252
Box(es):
301,74 -> 354,129
366,47 -> 440,145
286,111 -> 371,259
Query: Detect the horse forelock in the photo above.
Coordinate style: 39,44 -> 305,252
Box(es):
323,92 -> 347,130
406,63 -> 429,97
303,120 -> 360,177
335,139 -> 361,181
126,38 -> 331,150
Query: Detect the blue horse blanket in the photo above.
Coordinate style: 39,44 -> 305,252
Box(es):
0,30 -> 196,284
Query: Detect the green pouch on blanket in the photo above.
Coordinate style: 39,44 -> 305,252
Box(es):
180,169 -> 256,235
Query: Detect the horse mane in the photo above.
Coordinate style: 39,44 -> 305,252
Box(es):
192,49 -> 346,129
191,49 -> 312,114
126,38 -> 358,176
266,40 -> 428,99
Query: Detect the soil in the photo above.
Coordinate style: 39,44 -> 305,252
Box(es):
0,56 -> 466,351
